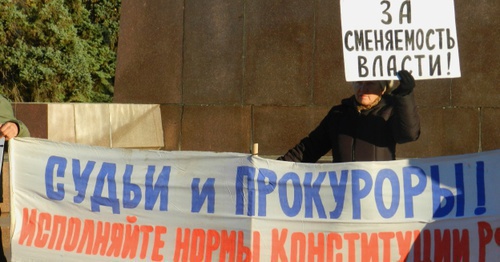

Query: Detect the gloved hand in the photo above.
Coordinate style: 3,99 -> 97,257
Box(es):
392,70 -> 415,96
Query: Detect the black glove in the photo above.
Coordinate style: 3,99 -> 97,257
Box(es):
392,70 -> 415,96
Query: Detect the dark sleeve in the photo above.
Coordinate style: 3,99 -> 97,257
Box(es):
278,112 -> 333,163
390,92 -> 420,143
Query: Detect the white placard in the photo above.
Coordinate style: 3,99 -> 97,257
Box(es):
341,0 -> 461,81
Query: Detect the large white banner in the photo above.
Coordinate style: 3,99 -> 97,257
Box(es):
9,138 -> 500,261
340,0 -> 461,81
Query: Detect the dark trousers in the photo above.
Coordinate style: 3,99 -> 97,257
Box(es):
0,227 -> 6,262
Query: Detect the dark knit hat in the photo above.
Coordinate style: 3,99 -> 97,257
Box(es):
379,80 -> 394,92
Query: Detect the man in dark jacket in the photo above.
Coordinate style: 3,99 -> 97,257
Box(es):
278,70 -> 420,163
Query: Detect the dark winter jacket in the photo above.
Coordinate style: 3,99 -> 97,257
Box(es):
278,93 -> 420,163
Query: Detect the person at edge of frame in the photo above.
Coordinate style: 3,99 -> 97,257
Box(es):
0,94 -> 30,262
277,70 -> 420,163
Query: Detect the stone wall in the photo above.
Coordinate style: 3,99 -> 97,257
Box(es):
84,1 -> 500,159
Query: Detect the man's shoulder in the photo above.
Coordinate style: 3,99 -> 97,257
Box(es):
326,99 -> 354,117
